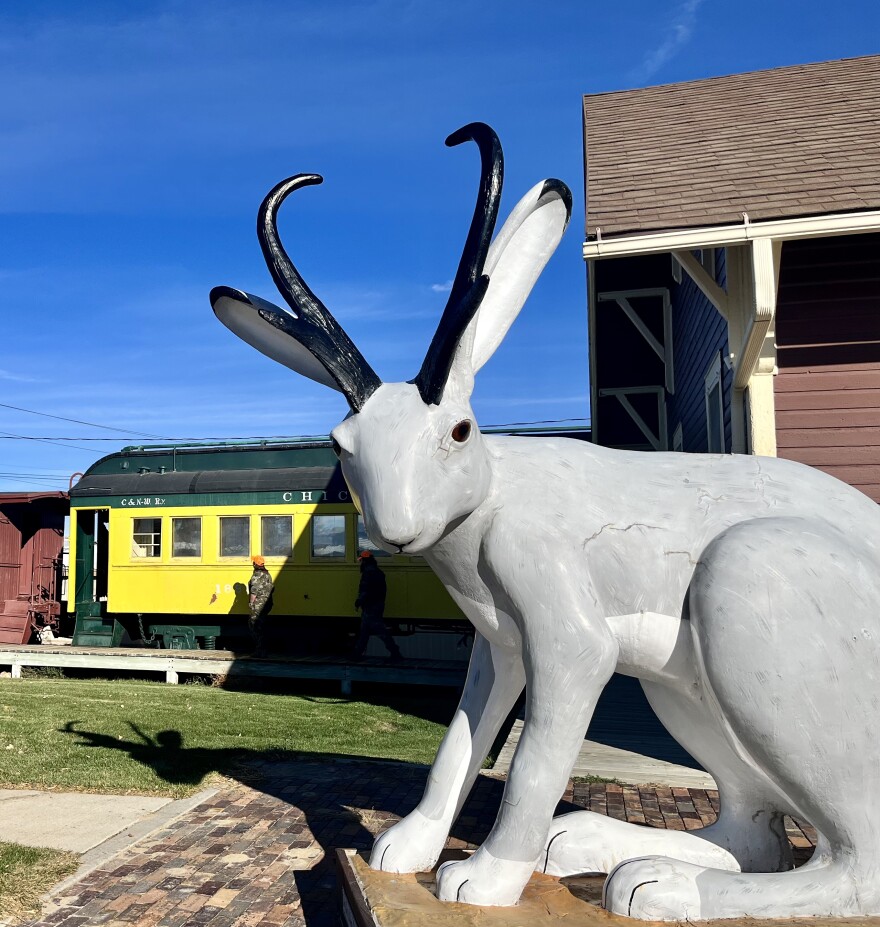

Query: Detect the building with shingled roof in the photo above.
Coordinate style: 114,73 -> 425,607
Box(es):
583,55 -> 880,501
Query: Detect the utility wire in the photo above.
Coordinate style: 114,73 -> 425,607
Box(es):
0,473 -> 70,481
0,475 -> 69,488
0,417 -> 591,443
0,431 -> 95,452
0,401 -> 174,440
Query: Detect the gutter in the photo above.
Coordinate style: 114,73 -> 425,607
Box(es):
583,209 -> 880,259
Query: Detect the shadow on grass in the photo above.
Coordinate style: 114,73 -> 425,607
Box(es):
59,719 -> 575,927
216,676 -> 465,728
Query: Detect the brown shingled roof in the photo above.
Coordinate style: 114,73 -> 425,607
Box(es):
583,55 -> 880,239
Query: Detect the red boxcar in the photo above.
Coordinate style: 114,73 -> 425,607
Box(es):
0,492 -> 69,645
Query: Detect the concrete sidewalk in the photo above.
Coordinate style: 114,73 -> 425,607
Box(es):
494,720 -> 717,789
0,786 -> 216,902
0,790 -> 175,853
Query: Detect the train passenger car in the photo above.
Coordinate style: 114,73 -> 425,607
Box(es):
67,439 -> 469,658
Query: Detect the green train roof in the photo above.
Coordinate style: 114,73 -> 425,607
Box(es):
81,437 -> 338,477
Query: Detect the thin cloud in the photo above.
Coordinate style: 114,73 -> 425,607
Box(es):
632,0 -> 703,82
431,280 -> 452,293
0,369 -> 40,383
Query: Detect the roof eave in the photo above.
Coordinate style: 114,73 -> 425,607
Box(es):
583,209 -> 880,259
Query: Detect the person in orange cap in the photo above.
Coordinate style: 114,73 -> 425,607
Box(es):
353,550 -> 401,660
248,555 -> 273,657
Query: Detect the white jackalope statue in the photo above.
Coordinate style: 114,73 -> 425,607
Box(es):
212,124 -> 880,921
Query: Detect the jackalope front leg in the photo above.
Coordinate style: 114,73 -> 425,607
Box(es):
436,607 -> 618,905
370,631 -> 525,873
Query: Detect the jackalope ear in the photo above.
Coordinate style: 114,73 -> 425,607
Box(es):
210,287 -> 342,391
211,174 -> 382,412
442,179 -> 571,401
470,179 -> 572,372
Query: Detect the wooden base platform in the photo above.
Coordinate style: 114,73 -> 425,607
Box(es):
336,849 -> 880,927
0,644 -> 465,692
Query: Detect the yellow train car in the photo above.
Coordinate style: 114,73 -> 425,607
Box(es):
68,439 -> 467,658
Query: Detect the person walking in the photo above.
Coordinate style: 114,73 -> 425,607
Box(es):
248,555 -> 274,657
353,551 -> 402,660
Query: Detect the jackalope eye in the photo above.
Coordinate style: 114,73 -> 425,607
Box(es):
451,420 -> 472,444
331,438 -> 342,458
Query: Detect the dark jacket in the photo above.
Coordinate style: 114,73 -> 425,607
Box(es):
356,562 -> 386,611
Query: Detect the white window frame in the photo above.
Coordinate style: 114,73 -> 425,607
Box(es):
672,423 -> 683,453
261,514 -> 293,559
132,517 -> 162,559
219,515 -> 251,558
171,516 -> 202,559
698,247 -> 716,278
311,514 -> 347,560
704,353 -> 725,453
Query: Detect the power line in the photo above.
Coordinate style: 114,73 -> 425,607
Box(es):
0,473 -> 70,481
0,420 -> 593,460
0,475 -> 69,489
0,431 -> 95,452
0,418 -> 591,443
0,401 -> 174,440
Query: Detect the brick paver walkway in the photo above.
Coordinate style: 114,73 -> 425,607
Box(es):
27,760 -> 816,927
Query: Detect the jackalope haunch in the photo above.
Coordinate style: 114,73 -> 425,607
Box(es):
211,124 -> 880,921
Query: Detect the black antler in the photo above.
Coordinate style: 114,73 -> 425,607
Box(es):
413,123 -> 503,406
257,174 -> 382,412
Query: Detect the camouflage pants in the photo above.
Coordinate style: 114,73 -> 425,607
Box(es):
249,594 -> 270,647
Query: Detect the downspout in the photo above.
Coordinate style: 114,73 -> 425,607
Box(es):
735,237 -> 781,389
586,258 -> 599,444
735,237 -> 782,456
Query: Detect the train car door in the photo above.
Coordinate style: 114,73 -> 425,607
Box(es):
74,509 -> 109,618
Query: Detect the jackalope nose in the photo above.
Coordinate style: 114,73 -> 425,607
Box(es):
383,535 -> 417,552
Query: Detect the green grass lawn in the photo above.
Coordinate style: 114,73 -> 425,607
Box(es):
0,678 -> 452,798
0,841 -> 78,924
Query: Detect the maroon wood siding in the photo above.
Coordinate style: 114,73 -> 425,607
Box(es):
775,233 -> 880,501
0,495 -> 67,605
0,513 -> 20,603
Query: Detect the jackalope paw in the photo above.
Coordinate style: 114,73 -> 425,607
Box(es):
540,810 -> 740,878
369,809 -> 448,874
604,856 -> 704,922
436,847 -> 537,906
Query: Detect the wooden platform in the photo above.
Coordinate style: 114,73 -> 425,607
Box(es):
0,644 -> 466,692
336,849 -> 880,927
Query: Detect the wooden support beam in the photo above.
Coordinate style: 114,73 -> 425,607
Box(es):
672,251 -> 730,318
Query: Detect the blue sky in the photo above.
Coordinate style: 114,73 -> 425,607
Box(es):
1,0 -> 878,491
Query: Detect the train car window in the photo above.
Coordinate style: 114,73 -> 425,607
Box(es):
220,516 -> 250,557
356,515 -> 390,557
132,518 -> 161,558
172,517 -> 201,557
311,514 -> 346,559
261,515 -> 292,558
